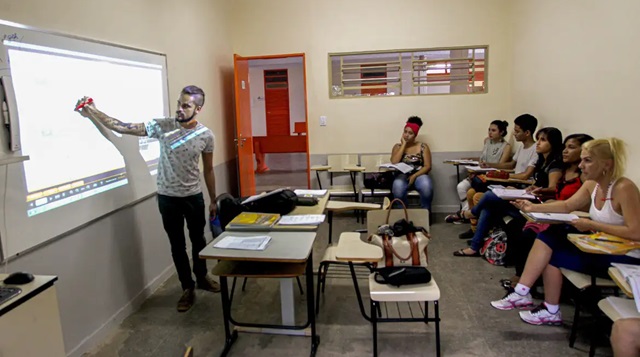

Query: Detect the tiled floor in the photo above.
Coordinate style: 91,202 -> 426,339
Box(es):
255,153 -> 308,192
85,211 -> 614,357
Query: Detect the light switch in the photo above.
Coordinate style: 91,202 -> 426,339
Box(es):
320,116 -> 327,126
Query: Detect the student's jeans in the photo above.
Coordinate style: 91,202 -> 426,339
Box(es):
392,173 -> 434,211
158,193 -> 208,291
468,191 -> 520,251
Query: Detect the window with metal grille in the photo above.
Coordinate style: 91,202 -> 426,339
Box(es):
329,46 -> 486,98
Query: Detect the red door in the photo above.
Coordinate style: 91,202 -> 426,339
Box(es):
264,69 -> 290,136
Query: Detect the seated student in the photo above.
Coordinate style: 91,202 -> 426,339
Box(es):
454,114 -> 539,238
508,133 -> 594,285
452,127 -> 563,257
611,318 -> 640,357
445,120 -> 512,221
390,116 -> 433,211
490,138 -> 640,326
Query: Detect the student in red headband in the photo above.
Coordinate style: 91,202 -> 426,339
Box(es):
390,116 -> 433,211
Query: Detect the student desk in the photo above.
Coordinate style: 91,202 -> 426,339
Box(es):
200,231 -> 319,356
609,266 -> 634,297
442,160 -> 470,183
225,193 -> 329,232
0,275 -> 64,357
483,176 -> 532,186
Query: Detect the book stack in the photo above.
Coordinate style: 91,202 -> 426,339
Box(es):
520,212 -> 581,224
227,212 -> 280,230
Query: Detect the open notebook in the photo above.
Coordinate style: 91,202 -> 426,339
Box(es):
491,188 -> 536,200
611,263 -> 640,312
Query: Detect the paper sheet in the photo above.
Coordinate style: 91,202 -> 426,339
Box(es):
277,214 -> 326,225
213,236 -> 271,251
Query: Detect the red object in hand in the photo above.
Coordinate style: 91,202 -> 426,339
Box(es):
75,97 -> 93,111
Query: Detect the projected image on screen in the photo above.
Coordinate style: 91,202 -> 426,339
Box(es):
6,43 -> 163,217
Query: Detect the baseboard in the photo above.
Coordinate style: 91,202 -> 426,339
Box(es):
66,264 -> 176,357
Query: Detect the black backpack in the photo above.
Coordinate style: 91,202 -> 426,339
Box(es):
216,189 -> 298,229
243,189 -> 298,215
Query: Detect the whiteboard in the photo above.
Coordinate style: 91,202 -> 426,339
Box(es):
0,20 -> 170,259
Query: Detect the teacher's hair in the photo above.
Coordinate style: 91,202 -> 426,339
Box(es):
181,85 -> 205,107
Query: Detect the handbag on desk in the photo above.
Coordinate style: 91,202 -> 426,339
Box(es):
364,199 -> 431,268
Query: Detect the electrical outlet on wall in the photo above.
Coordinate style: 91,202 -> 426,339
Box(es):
319,116 -> 327,126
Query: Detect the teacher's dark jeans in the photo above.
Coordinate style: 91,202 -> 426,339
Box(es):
158,193 -> 207,290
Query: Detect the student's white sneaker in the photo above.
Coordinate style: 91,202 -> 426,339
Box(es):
490,289 -> 534,311
519,304 -> 563,326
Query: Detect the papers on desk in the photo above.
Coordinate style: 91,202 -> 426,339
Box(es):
521,212 -> 580,223
379,162 -> 414,174
611,263 -> 640,312
464,165 -> 497,172
294,189 -> 327,197
446,159 -> 479,165
491,188 -> 536,200
213,235 -> 272,251
277,214 -> 326,225
604,296 -> 640,318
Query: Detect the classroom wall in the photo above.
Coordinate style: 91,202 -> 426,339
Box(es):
248,59 -> 306,136
0,0 -> 235,355
231,0 -> 514,154
510,0 -> 640,181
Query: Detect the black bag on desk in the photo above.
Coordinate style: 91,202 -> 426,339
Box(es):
216,189 -> 298,229
374,266 -> 431,287
243,189 -> 298,215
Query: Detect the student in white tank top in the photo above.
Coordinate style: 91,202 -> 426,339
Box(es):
489,138 -> 640,326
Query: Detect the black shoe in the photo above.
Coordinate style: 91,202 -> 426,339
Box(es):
458,228 -> 474,239
196,275 -> 221,293
177,289 -> 195,312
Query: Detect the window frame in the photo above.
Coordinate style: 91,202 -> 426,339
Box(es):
328,45 -> 488,99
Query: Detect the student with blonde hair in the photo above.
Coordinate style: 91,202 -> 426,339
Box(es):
490,138 -> 640,326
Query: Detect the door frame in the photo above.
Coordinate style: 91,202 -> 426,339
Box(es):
237,53 -> 311,189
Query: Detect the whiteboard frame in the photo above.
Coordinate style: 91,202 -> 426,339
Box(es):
0,19 -> 171,261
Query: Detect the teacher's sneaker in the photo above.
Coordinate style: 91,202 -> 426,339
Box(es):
197,275 -> 221,293
490,289 -> 534,310
177,288 -> 195,312
519,304 -> 563,326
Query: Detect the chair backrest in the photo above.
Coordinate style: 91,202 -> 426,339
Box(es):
359,154 -> 388,172
367,208 -> 430,236
327,154 -> 358,172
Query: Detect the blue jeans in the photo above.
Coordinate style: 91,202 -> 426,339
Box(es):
538,225 -> 640,278
391,173 -> 434,210
468,191 -> 520,251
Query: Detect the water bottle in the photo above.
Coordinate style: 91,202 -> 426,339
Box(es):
210,215 -> 223,238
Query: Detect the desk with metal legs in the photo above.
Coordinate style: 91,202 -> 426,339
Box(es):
200,231 -> 319,357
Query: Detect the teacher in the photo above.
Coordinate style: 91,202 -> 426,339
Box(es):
75,85 -> 220,312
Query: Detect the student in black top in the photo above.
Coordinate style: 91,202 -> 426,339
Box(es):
453,127 -> 564,256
